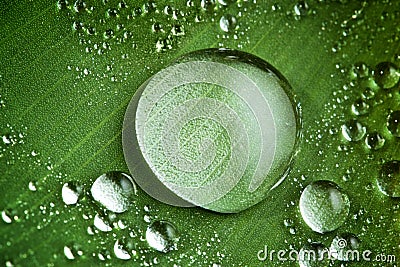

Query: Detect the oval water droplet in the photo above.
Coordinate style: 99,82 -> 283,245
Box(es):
373,62 -> 399,89
330,233 -> 360,261
62,182 -> 83,205
377,160 -> 400,198
122,48 -> 301,213
90,171 -> 137,213
1,209 -> 13,224
299,180 -> 350,233
219,14 -> 237,32
146,220 -> 179,253
387,110 -> 400,137
298,242 -> 329,267
341,119 -> 366,142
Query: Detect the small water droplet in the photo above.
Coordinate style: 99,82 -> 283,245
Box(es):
387,110 -> 400,137
219,14 -> 237,32
28,181 -> 37,191
330,233 -> 360,261
299,180 -> 350,233
365,131 -> 385,150
341,119 -> 366,142
201,0 -> 217,11
62,182 -> 83,205
351,98 -> 369,116
377,160 -> 400,198
1,209 -> 13,224
146,220 -> 179,253
373,62 -> 399,89
56,0 -> 68,10
90,171 -> 137,213
114,239 -> 131,260
298,242 -> 330,267
93,213 -> 113,232
103,29 -> 115,39
73,0 -> 87,13
350,62 -> 370,79
294,1 -> 309,17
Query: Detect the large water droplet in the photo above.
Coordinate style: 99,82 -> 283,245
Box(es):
387,110 -> 400,137
299,180 -> 350,233
219,14 -> 237,32
90,171 -> 137,213
377,160 -> 400,198
373,62 -> 399,89
146,220 -> 179,253
122,48 -> 300,213
329,233 -> 360,261
62,182 -> 83,205
298,242 -> 329,267
341,119 -> 366,142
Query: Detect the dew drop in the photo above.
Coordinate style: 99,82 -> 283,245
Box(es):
365,131 -> 385,150
90,171 -> 136,213
350,62 -> 370,79
201,0 -> 217,11
93,213 -> 113,232
373,62 -> 399,89
28,181 -> 37,192
387,110 -> 400,137
377,160 -> 400,198
146,220 -> 179,253
330,233 -> 360,261
103,29 -> 115,39
294,1 -> 309,17
73,0 -> 87,13
219,14 -> 237,32
62,182 -> 83,205
114,239 -> 131,260
1,210 -> 13,224
341,119 -> 366,142
351,98 -> 369,116
299,180 -> 350,233
298,242 -> 329,267
64,246 -> 75,260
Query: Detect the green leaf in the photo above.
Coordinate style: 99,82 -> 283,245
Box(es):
1,0 -> 399,266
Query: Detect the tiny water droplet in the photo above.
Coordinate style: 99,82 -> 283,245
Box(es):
299,180 -> 350,233
373,62 -> 399,89
219,14 -> 237,32
73,0 -> 87,13
62,182 -> 83,205
146,220 -> 179,253
377,160 -> 400,198
341,119 -> 366,142
201,0 -> 217,11
365,131 -> 385,150
387,110 -> 400,137
90,171 -> 137,213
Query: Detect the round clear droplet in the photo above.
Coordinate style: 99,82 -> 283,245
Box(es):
62,182 -> 83,205
298,242 -> 330,267
377,160 -> 400,198
330,233 -> 360,261
90,171 -> 136,213
146,220 -> 179,253
387,110 -> 400,137
373,62 -> 399,89
299,180 -> 350,233
341,119 -> 366,142
365,131 -> 385,150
